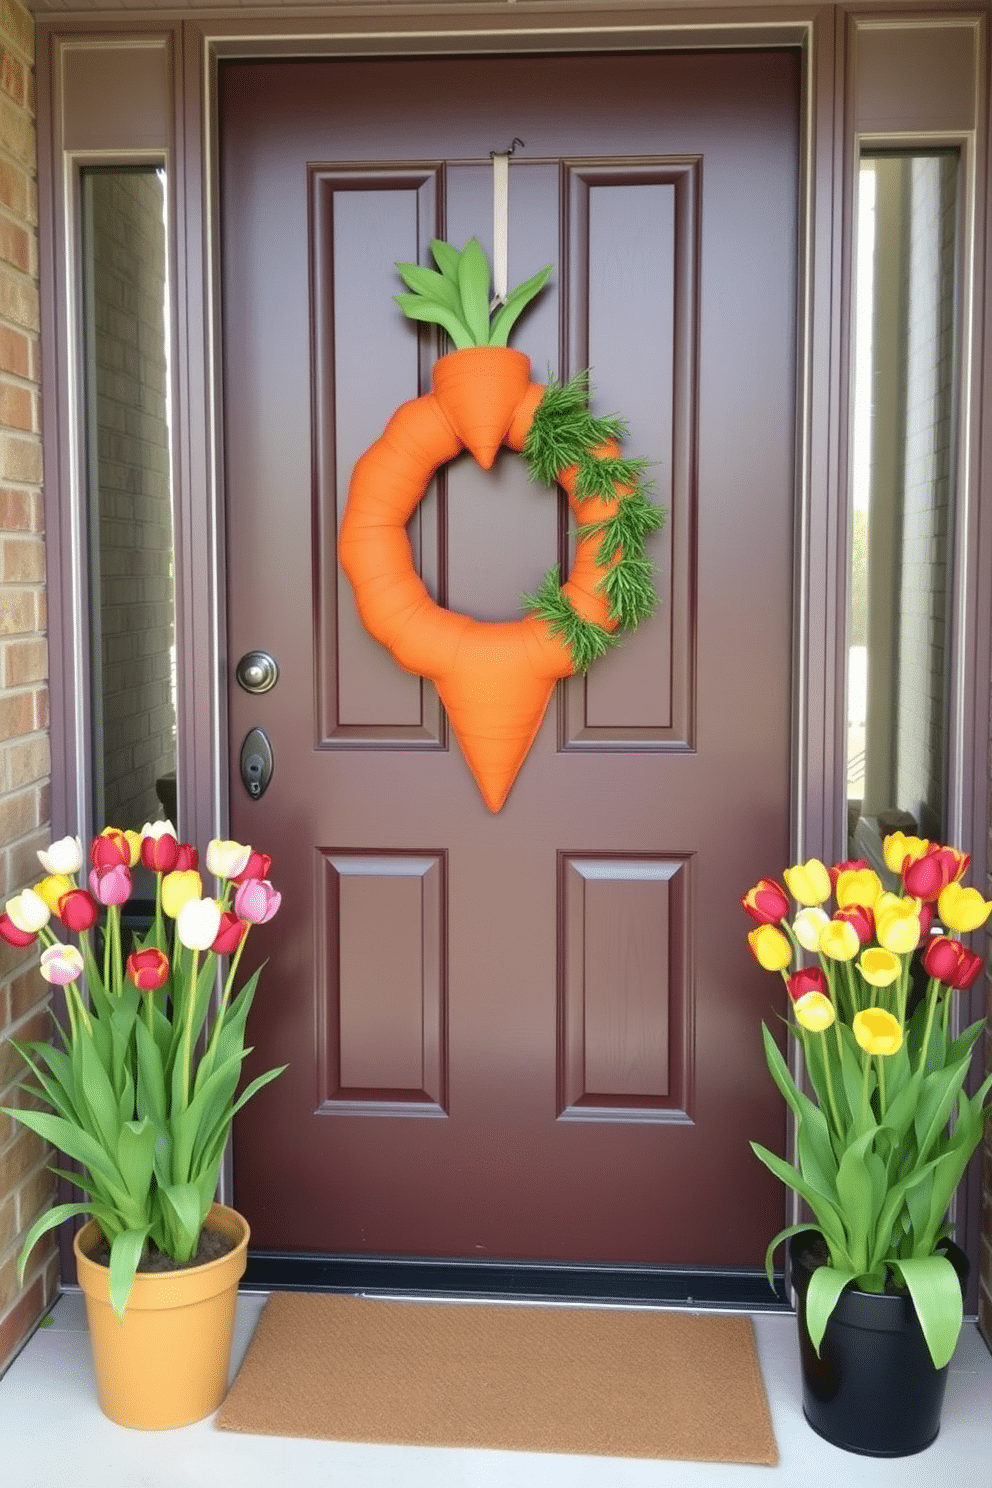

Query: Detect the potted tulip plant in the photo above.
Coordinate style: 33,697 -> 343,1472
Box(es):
743,832 -> 992,1456
0,822 -> 286,1429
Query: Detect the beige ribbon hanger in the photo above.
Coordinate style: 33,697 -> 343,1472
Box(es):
490,139 -> 524,310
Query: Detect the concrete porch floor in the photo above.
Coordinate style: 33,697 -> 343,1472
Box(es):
1,1289 -> 989,1487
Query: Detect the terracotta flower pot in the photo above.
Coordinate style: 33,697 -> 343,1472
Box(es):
73,1202 -> 249,1429
788,1230 -> 969,1457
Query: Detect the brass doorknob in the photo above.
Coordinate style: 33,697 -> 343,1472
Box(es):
235,650 -> 279,695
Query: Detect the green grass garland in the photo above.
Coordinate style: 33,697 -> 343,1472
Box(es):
521,373 -> 665,671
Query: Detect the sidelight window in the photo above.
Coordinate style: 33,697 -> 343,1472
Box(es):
79,166 -> 177,837
846,150 -> 960,869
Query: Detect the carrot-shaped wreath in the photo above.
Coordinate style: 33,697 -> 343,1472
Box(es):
338,239 -> 664,812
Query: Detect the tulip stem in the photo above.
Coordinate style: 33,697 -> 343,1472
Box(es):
916,982 -> 941,1078
204,933 -> 248,1071
897,959 -> 911,1025
817,1030 -> 843,1139
843,959 -> 860,1019
108,904 -> 122,997
181,949 -> 200,1110
877,1055 -> 887,1117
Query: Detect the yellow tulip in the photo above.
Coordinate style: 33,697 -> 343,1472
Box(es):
875,899 -> 921,954
123,829 -> 143,867
783,859 -> 832,906
858,947 -> 901,987
161,869 -> 203,919
937,881 -> 992,934
882,832 -> 930,875
794,991 -> 836,1032
818,919 -> 860,961
835,868 -> 883,909
747,924 -> 792,972
34,874 -> 75,915
853,1007 -> 903,1056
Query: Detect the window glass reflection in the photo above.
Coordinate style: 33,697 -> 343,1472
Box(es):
848,152 -> 958,868
80,167 -> 176,836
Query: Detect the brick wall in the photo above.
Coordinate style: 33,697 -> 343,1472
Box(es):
0,0 -> 56,1375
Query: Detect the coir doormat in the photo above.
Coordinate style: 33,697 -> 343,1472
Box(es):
216,1292 -> 778,1465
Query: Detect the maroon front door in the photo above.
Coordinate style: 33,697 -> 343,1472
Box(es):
221,49 -> 799,1267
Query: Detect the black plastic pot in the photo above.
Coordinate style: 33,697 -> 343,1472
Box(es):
788,1231 -> 969,1457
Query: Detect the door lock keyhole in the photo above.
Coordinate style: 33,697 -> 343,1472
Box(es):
240,727 -> 273,799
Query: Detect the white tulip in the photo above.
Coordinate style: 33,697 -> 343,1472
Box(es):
40,944 -> 85,985
141,819 -> 177,842
176,895 -> 222,951
37,835 -> 83,876
793,907 -> 830,953
5,888 -> 51,933
206,838 -> 252,880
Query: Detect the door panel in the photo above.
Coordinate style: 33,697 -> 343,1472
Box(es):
221,50 -> 799,1266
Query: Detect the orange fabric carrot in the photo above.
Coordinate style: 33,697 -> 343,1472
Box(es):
338,348 -> 621,812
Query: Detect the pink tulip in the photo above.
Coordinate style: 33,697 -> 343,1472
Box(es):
89,863 -> 132,906
234,878 -> 281,924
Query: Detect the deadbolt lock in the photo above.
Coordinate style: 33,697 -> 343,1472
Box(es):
240,727 -> 273,800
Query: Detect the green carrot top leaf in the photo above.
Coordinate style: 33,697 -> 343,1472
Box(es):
395,237 -> 552,349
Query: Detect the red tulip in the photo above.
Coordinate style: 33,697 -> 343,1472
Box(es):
174,842 -> 200,872
923,935 -> 984,990
0,912 -> 37,946
91,830 -> 131,869
786,966 -> 829,1002
141,831 -> 179,873
952,948 -> 984,989
211,911 -> 248,955
741,879 -> 789,925
127,947 -> 170,991
916,902 -> 934,947
835,903 -> 875,946
232,850 -> 272,884
902,845 -> 959,903
57,889 -> 100,931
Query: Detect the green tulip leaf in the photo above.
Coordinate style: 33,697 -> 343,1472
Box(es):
116,1118 -> 156,1205
889,1254 -> 963,1369
761,1223 -> 827,1292
750,1141 -> 847,1255
108,1227 -> 150,1320
160,1182 -> 203,1255
15,1202 -> 111,1285
804,1263 -> 857,1357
